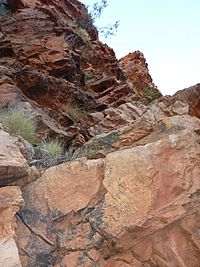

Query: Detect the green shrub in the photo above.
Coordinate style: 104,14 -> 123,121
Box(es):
143,87 -> 160,100
84,72 -> 95,84
63,102 -> 87,121
0,108 -> 36,143
141,87 -> 161,105
140,97 -> 150,106
38,140 -> 63,157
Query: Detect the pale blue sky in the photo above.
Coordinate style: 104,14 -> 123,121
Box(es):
82,0 -> 200,95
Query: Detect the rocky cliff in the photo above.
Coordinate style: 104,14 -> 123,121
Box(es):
0,0 -> 200,266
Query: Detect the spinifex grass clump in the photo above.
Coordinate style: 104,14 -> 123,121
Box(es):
63,101 -> 87,121
0,108 -> 36,143
38,140 -> 64,157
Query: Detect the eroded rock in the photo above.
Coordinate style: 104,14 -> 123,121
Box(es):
0,0 -> 200,266
0,129 -> 29,186
15,113 -> 200,266
174,83 -> 200,118
119,50 -> 160,96
16,158 -> 106,266
0,186 -> 23,267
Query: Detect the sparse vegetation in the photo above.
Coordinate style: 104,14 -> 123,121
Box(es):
84,71 -> 95,84
38,140 -> 64,157
78,0 -> 119,39
90,0 -> 108,21
0,108 -> 36,143
0,0 -> 12,16
140,97 -> 150,106
30,145 -> 89,170
63,102 -> 87,121
140,87 -> 161,105
98,20 -> 120,39
143,87 -> 160,99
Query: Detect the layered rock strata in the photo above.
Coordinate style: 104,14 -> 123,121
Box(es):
0,0 -> 200,266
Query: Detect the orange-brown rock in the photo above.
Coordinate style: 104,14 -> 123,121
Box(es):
16,158 -> 106,266
78,98 -> 192,158
173,83 -> 200,118
16,68 -> 97,111
0,0 -> 160,148
0,129 -> 29,186
0,129 -> 39,187
100,115 -> 200,238
0,186 -> 23,267
119,51 -> 160,96
15,110 -> 200,266
0,0 -> 131,110
1,0 -> 200,266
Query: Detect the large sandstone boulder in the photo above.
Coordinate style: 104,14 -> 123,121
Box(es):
15,113 -> 200,266
100,115 -> 200,239
16,158 -> 106,266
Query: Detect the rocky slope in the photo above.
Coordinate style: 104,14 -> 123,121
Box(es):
0,0 -> 200,266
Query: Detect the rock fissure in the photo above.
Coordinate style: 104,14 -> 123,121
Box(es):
17,213 -> 55,247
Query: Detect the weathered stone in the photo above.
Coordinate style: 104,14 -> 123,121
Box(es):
14,112 -> 200,266
88,102 -> 146,135
16,158 -> 106,266
87,115 -> 200,265
0,186 -> 23,267
0,83 -> 24,108
119,50 -> 160,96
16,68 -> 97,111
1,0 -> 200,266
174,83 -> 200,118
0,130 -> 29,186
99,124 -> 200,238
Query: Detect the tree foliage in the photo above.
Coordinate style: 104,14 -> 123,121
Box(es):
0,0 -> 10,16
90,0 -> 108,21
83,0 -> 119,38
88,0 -> 119,39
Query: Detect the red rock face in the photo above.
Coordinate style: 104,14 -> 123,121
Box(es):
173,83 -> 200,118
0,0 -> 133,110
119,51 -> 160,96
1,0 -> 200,267
0,0 -> 155,145
14,114 -> 200,266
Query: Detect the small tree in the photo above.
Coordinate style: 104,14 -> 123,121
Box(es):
89,0 -> 119,38
0,0 -> 10,16
90,0 -> 108,21
78,0 -> 119,39
98,20 -> 120,38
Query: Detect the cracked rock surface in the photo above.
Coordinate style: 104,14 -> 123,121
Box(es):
15,112 -> 200,266
0,186 -> 23,267
0,0 -> 200,266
